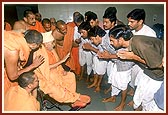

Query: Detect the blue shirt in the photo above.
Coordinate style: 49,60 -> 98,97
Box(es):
154,81 -> 164,110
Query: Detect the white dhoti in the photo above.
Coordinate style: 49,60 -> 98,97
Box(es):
109,64 -> 131,96
129,64 -> 142,88
79,49 -> 93,75
106,61 -> 114,78
133,70 -> 162,111
92,56 -> 107,75
142,100 -> 164,111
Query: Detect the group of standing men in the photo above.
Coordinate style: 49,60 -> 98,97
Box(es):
4,6 -> 164,112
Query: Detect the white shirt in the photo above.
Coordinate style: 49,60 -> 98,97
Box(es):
132,24 -> 157,37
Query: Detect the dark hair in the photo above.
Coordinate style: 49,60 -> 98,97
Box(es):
78,21 -> 91,32
73,11 -> 80,18
103,7 -> 117,24
23,9 -> 34,18
18,71 -> 35,88
84,11 -> 92,17
88,26 -> 106,38
86,12 -> 98,22
74,13 -> 84,24
127,9 -> 146,22
104,7 -> 117,16
42,18 -> 51,26
24,29 -> 43,44
109,25 -> 133,41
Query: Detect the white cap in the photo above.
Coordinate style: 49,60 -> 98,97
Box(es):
42,31 -> 54,43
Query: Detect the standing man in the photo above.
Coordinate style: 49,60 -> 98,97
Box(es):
13,9 -> 45,33
50,17 -> 57,31
35,12 -> 42,22
86,11 -> 103,29
78,22 -> 93,82
83,26 -> 108,92
97,6 -> 124,95
42,18 -> 52,32
126,8 -> 157,97
52,20 -> 75,72
127,8 -> 156,37
67,12 -> 84,77
109,25 -> 164,111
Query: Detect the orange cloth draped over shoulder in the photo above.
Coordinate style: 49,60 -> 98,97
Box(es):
55,25 -> 75,71
4,31 -> 30,95
47,50 -> 77,93
4,30 -> 79,103
67,22 -> 81,75
4,86 -> 40,111
34,45 -> 80,103
29,20 -> 45,33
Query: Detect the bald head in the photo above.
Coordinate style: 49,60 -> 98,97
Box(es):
56,20 -> 67,35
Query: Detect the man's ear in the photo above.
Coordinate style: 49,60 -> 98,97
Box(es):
119,37 -> 124,41
119,37 -> 124,43
138,19 -> 143,25
23,17 -> 27,22
111,21 -> 115,26
96,19 -> 98,23
27,84 -> 33,89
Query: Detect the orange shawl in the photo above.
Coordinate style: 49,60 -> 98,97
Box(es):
4,86 -> 40,111
34,46 -> 79,103
56,25 -> 75,71
4,31 -> 30,95
29,20 -> 45,33
67,22 -> 81,75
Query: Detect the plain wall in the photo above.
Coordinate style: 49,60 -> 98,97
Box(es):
38,2 -> 165,27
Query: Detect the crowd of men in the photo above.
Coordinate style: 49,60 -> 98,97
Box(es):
4,6 -> 164,112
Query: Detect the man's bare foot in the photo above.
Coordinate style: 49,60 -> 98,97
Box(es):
104,87 -> 112,94
127,100 -> 134,107
90,78 -> 94,82
102,96 -> 116,103
134,105 -> 142,111
87,83 -> 96,88
114,102 -> 125,111
71,95 -> 90,108
71,100 -> 86,108
94,86 -> 100,92
127,88 -> 134,96
104,89 -> 108,94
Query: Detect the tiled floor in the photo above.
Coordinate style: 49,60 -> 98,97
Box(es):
41,74 -> 134,112
75,76 -> 134,112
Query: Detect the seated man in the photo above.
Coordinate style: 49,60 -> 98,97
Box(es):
4,71 -> 40,111
40,31 -> 91,108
